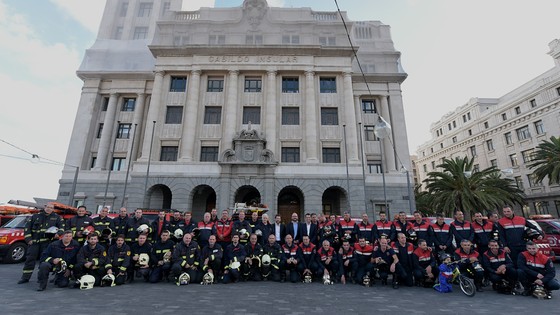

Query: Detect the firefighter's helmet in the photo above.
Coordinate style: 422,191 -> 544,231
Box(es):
83,226 -> 95,236
77,275 -> 96,290
102,274 -> 116,287
45,226 -> 59,238
201,272 -> 214,285
138,253 -> 150,266
261,254 -> 271,266
137,224 -> 149,234
532,285 -> 550,299
54,259 -> 67,274
177,272 -> 190,286
174,229 -> 183,239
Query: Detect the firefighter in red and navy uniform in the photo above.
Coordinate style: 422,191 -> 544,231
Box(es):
394,211 -> 414,242
454,239 -> 484,292
429,213 -> 454,256
150,210 -> 172,242
281,234 -> 304,283
299,235 -> 318,280
197,212 -> 216,248
498,206 -> 543,267
373,237 -> 407,289
67,205 -> 92,245
338,239 -> 357,284
412,239 -> 438,287
125,209 -> 151,244
316,239 -> 340,281
374,211 -> 396,243
244,233 -> 264,281
18,202 -> 65,284
354,236 -> 374,285
93,206 -> 113,248
411,211 -> 432,246
339,211 -> 358,246
472,212 -> 497,256
481,239 -> 517,291
391,232 -> 414,287
450,210 -> 474,246
357,213 -> 375,244
223,234 -> 246,284
171,233 -> 201,284
149,230 -> 175,283
75,232 -> 107,287
201,235 -> 223,283
216,210 -> 233,249
105,234 -> 131,286
517,241 -> 559,294
37,230 -> 80,291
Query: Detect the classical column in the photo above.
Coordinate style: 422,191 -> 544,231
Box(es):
222,69 -> 239,151
180,69 -> 201,161
342,71 -> 359,162
265,69 -> 277,154
380,95 -> 396,171
95,92 -> 119,170
304,70 -> 318,163
139,71 -> 164,161
129,93 -> 146,162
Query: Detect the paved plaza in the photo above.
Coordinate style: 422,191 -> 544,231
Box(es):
0,262 -> 558,314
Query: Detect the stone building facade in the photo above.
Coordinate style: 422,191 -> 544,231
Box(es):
57,0 -> 414,220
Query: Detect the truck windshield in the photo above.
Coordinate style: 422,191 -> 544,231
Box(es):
2,216 -> 29,229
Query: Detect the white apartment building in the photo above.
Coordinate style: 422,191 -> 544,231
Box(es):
416,37 -> 560,217
57,0 -> 414,220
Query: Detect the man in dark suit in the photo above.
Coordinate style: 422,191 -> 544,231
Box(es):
286,213 -> 301,244
300,213 -> 318,246
272,214 -> 286,245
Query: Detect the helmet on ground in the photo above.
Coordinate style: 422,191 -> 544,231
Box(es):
54,260 -> 67,274
77,275 -> 96,290
532,285 -> 550,299
363,272 -> 371,287
138,253 -> 150,266
303,272 -> 313,283
323,273 -> 333,285
177,272 -> 190,286
174,229 -> 183,239
137,224 -> 149,234
201,272 -> 214,285
102,274 -> 116,287
261,254 -> 271,266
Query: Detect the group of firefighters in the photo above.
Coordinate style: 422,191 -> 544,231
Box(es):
15,203 -> 559,298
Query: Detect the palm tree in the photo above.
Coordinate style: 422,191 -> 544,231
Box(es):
422,156 -> 525,217
414,184 -> 435,215
528,136 -> 560,185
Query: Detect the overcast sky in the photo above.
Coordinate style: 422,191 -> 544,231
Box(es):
1,0 -> 559,203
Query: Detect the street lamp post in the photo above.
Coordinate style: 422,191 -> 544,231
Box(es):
374,116 -> 392,219
401,166 -> 413,214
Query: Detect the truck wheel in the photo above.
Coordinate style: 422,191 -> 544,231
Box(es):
5,242 -> 27,263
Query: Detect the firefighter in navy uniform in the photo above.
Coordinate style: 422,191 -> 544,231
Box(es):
171,233 -> 201,284
75,233 -> 107,287
36,230 -> 80,291
517,241 -> 560,297
316,239 -> 340,282
93,206 -> 113,249
169,210 -> 183,231
481,239 -> 517,293
233,211 -> 252,246
197,212 -> 217,248
454,239 -> 484,292
394,211 -> 414,242
125,209 -> 151,244
18,203 -> 65,284
105,234 -> 131,286
374,211 -> 396,243
244,233 -> 264,281
299,235 -> 318,281
357,213 -> 375,244
149,230 -> 175,283
450,210 -> 474,246
201,235 -> 223,283
412,239 -> 438,287
67,205 -> 93,245
472,212 -> 496,256
223,234 -> 247,284
391,232 -> 414,287
110,207 -> 129,243
338,239 -> 357,284
281,234 -> 303,283
262,234 -> 283,281
429,213 -> 454,256
129,233 -> 153,282
411,211 -> 432,247
339,211 -> 358,246
373,237 -> 407,289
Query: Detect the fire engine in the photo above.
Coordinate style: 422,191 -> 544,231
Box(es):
530,214 -> 560,256
0,203 -> 78,263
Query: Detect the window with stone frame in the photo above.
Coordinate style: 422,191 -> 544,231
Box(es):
204,106 -> 222,124
160,146 -> 178,161
281,107 -> 299,125
200,146 -> 219,162
281,147 -> 300,163
320,108 -> 338,125
322,148 -> 340,163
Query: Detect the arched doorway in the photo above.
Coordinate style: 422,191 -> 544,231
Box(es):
234,185 -> 261,206
322,186 -> 347,215
191,185 -> 216,221
277,186 -> 304,223
146,184 -> 172,209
